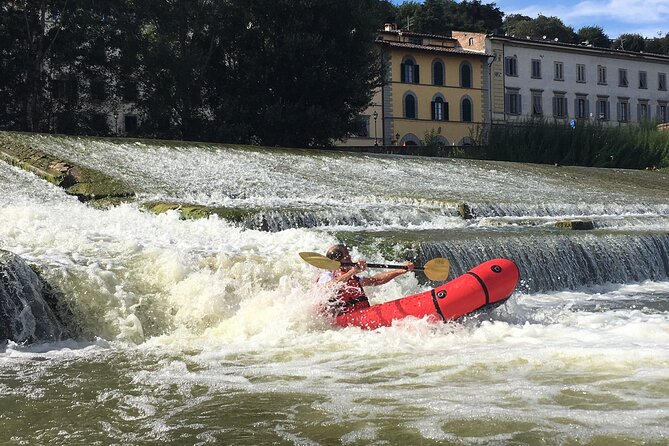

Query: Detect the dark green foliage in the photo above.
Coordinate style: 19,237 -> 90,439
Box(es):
576,26 -> 610,48
613,33 -> 646,52
404,0 -> 503,35
486,120 -> 669,169
0,0 -> 381,148
503,14 -> 577,43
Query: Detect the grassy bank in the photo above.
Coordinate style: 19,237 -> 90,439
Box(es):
486,120 -> 669,169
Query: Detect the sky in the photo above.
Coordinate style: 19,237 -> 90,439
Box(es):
392,0 -> 669,39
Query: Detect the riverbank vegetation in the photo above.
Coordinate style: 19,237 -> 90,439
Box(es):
486,120 -> 669,170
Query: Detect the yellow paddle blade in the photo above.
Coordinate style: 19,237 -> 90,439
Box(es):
299,252 -> 341,270
423,258 -> 450,281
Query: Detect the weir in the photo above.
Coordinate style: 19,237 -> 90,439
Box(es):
419,232 -> 669,292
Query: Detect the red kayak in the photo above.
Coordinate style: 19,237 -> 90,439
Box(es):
335,259 -> 519,330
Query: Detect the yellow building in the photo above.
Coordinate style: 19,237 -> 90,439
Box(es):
340,27 -> 490,148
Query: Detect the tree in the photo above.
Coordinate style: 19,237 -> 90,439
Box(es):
395,1 -> 422,31
613,33 -> 646,52
12,0 -> 71,132
646,33 -> 669,55
503,14 -> 534,37
205,0 -> 382,147
577,26 -> 610,48
452,0 -> 503,34
417,0 -> 446,35
504,14 -> 576,43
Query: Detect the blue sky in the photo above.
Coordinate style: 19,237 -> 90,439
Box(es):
392,0 -> 669,39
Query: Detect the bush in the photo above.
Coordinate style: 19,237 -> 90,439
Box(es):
486,119 -> 669,169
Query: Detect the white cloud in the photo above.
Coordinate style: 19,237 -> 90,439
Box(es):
506,0 -> 669,37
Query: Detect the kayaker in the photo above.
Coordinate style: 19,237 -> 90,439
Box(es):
317,244 -> 414,316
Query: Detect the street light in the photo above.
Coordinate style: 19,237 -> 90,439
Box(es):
372,110 -> 378,146
113,110 -> 119,135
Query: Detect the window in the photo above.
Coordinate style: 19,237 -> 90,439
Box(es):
401,58 -> 419,84
122,82 -> 138,102
659,73 -> 667,91
52,79 -> 67,100
52,78 -> 78,101
354,116 -> 370,137
124,115 -> 138,135
659,103 -> 668,123
432,60 -> 444,86
598,65 -> 607,85
431,97 -> 449,121
596,97 -> 609,120
553,94 -> 568,118
576,64 -> 586,83
619,69 -> 628,87
617,99 -> 629,122
531,59 -> 541,79
638,101 -> 649,120
404,93 -> 417,118
639,71 -> 647,89
554,62 -> 564,81
460,62 -> 472,88
504,56 -> 518,76
91,80 -> 106,101
461,97 -> 473,122
575,96 -> 589,119
531,90 -> 543,116
505,89 -> 521,115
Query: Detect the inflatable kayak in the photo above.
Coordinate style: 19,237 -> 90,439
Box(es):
335,258 -> 519,329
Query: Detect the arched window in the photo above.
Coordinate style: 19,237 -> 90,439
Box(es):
432,60 -> 444,86
401,57 -> 419,84
460,62 -> 472,88
431,96 -> 449,121
461,97 -> 473,122
404,93 -> 417,118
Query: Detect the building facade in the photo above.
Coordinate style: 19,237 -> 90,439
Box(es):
481,35 -> 669,125
340,27 -> 491,147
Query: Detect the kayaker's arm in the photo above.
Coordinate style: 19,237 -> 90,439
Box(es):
321,260 -> 368,286
361,262 -> 414,286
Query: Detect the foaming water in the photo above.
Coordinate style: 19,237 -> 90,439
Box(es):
1,133 -> 668,444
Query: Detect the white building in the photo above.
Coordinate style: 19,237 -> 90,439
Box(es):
478,35 -> 669,125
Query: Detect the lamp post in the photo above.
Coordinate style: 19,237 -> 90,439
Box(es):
372,110 -> 378,146
113,110 -> 119,135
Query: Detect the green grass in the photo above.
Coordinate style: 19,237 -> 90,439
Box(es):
486,120 -> 669,169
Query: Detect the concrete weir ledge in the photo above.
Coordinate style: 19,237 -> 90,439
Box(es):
0,136 -> 134,202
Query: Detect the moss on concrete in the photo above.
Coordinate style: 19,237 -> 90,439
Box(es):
141,201 -> 257,223
0,135 -> 134,202
555,219 -> 595,230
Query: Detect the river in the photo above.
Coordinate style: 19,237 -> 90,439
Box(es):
1,133 -> 668,445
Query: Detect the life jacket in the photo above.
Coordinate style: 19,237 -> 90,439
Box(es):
327,270 -> 370,316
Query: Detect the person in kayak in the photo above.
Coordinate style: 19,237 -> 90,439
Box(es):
317,244 -> 414,316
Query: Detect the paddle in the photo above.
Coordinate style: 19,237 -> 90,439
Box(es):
299,252 -> 450,281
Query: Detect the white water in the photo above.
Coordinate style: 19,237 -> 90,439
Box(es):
1,135 -> 668,444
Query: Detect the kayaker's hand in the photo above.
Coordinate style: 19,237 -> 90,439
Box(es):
404,262 -> 415,273
352,259 -> 368,274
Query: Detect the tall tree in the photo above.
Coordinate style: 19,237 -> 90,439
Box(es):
395,1 -> 422,31
645,33 -> 669,55
417,0 -> 446,35
577,26 -> 610,48
14,0 -> 71,132
613,33 -> 646,52
504,14 -> 576,43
